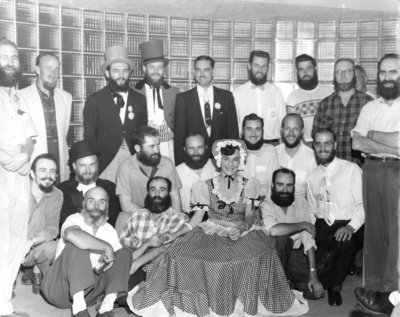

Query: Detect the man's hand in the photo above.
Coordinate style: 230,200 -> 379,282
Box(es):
101,245 -> 115,272
308,273 -> 324,298
147,234 -> 165,248
334,225 -> 355,242
302,222 -> 316,238
228,228 -> 241,241
162,232 -> 178,244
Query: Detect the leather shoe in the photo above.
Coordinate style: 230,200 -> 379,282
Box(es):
71,309 -> 91,317
32,273 -> 42,294
95,311 -> 114,317
20,268 -> 33,285
328,289 -> 343,306
354,286 -> 394,315
1,311 -> 30,317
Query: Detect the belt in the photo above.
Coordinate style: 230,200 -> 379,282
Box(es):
366,155 -> 400,162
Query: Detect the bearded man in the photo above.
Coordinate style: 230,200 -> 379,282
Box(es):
312,58 -> 373,166
234,50 -> 286,145
307,128 -> 364,306
19,52 -> 72,182
275,113 -> 317,200
58,141 -> 120,229
0,38 -> 36,317
84,46 -> 147,182
261,168 -> 323,300
134,40 -> 179,161
352,53 -> 400,301
176,132 -> 217,213
41,187 -> 132,317
286,54 -> 333,145
115,126 -> 182,232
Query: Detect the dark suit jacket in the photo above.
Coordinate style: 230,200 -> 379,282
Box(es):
135,80 -> 180,132
83,85 -> 147,174
174,86 -> 239,165
57,178 -> 120,229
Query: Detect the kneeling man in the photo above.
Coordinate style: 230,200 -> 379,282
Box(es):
41,187 -> 131,317
261,168 -> 323,300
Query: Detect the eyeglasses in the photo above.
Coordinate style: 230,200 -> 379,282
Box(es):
334,69 -> 354,76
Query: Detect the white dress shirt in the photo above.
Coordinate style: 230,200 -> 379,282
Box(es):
306,157 -> 365,231
275,142 -> 317,198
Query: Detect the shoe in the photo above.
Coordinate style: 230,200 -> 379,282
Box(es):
328,289 -> 343,306
32,273 -> 42,294
20,268 -> 33,285
95,311 -> 114,317
71,309 -> 91,317
354,286 -> 394,316
0,311 -> 30,317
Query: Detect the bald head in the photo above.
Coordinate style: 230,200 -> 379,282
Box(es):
83,186 -> 109,224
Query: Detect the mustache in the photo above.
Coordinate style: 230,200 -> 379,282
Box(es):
40,177 -> 56,182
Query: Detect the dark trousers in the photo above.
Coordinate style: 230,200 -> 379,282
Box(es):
273,236 -> 315,298
363,159 -> 400,292
315,218 -> 362,291
41,243 -> 132,308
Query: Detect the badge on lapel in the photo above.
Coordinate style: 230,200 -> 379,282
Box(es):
128,106 -> 134,120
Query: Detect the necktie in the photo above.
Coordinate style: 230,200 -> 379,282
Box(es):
203,89 -> 211,126
152,86 -> 163,110
112,91 -> 124,108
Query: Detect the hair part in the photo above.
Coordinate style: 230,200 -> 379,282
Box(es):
378,53 -> 400,70
242,113 -> 264,130
249,50 -> 270,64
184,131 -> 206,147
131,125 -> 159,148
334,58 -> 355,70
295,54 -> 316,68
272,168 -> 296,185
31,153 -> 58,173
194,55 -> 215,69
35,51 -> 60,66
312,127 -> 337,142
146,176 -> 172,192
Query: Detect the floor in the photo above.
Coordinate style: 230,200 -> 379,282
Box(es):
12,272 -> 376,317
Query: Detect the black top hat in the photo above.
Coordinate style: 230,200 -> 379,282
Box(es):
69,140 -> 98,163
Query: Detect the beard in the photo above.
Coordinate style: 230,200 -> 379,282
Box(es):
0,65 -> 22,87
248,69 -> 267,86
184,151 -> 208,170
315,148 -> 336,165
144,194 -> 172,214
137,151 -> 161,167
144,73 -> 164,89
243,137 -> 264,151
76,170 -> 98,185
271,187 -> 295,208
297,72 -> 318,90
378,78 -> 400,100
38,181 -> 54,193
42,79 -> 57,91
83,205 -> 108,224
334,76 -> 356,92
282,133 -> 302,149
108,77 -> 129,93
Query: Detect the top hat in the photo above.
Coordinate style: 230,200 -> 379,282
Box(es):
140,40 -> 169,66
100,46 -> 135,74
69,140 -> 98,163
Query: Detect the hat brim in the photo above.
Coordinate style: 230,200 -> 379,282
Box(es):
142,57 -> 169,66
69,151 -> 100,165
101,58 -> 135,74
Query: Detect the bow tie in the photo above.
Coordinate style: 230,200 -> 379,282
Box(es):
77,182 -> 96,195
224,175 -> 235,189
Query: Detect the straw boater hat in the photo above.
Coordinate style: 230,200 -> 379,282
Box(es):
139,39 -> 169,66
100,45 -> 134,74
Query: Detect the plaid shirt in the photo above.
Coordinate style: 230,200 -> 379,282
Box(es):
120,207 -> 189,249
312,91 -> 373,166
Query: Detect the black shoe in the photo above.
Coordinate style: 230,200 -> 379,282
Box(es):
328,289 -> 343,306
354,287 -> 394,316
20,268 -> 33,285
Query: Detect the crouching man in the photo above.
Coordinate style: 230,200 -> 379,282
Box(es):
41,187 -> 131,317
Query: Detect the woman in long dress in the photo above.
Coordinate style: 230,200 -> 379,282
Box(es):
127,139 -> 309,317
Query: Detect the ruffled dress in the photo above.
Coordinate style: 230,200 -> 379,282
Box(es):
127,176 -> 309,317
